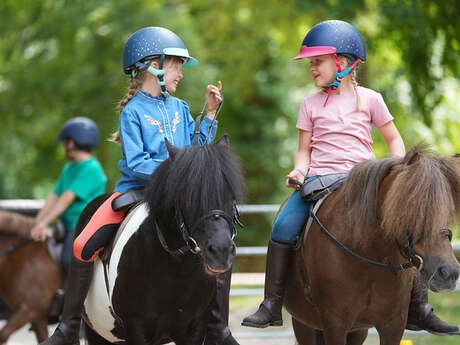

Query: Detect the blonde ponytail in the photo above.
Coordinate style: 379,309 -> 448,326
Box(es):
350,69 -> 361,112
110,71 -> 146,144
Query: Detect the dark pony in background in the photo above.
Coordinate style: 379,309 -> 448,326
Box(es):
284,146 -> 460,345
0,211 -> 62,344
79,136 -> 245,345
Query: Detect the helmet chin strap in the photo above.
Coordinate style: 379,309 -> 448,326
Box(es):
322,53 -> 361,106
134,55 -> 170,98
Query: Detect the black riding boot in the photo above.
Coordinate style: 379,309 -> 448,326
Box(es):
406,274 -> 460,335
40,256 -> 93,345
205,267 -> 239,345
241,240 -> 292,328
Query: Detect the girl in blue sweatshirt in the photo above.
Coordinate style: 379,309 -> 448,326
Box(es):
41,27 -> 236,345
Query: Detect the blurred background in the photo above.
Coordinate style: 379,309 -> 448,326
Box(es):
2,0 -> 460,241
1,1 -> 460,343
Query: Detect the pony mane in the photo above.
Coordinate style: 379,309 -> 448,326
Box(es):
0,211 -> 35,238
337,145 -> 460,247
145,142 -> 245,222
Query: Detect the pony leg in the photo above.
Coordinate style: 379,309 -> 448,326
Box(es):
85,322 -> 113,345
125,322 -> 149,345
176,319 -> 207,345
322,327 -> 347,345
375,326 -> 405,345
30,318 -> 50,343
346,330 -> 368,345
0,304 -> 32,344
292,317 -> 319,345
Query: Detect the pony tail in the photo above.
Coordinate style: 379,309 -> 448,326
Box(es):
109,73 -> 145,144
350,70 -> 361,112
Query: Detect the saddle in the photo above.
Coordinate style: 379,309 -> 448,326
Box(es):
296,173 -> 348,303
299,173 -> 347,202
99,192 -> 146,265
99,189 -> 144,264
111,189 -> 144,212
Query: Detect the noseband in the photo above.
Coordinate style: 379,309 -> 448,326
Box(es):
155,203 -> 243,257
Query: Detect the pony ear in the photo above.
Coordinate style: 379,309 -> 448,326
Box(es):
215,134 -> 230,147
402,147 -> 421,166
165,138 -> 179,158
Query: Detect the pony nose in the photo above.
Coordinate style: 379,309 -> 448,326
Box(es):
207,242 -> 236,263
454,265 -> 460,282
437,264 -> 459,281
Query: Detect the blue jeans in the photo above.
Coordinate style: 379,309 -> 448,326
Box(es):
271,190 -> 311,245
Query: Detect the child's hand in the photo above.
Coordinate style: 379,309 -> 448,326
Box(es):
206,81 -> 223,117
286,169 -> 305,190
30,221 -> 48,242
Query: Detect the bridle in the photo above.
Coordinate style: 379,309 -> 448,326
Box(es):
155,202 -> 243,257
155,91 -> 243,256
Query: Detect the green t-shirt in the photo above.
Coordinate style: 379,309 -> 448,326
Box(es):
54,157 -> 107,230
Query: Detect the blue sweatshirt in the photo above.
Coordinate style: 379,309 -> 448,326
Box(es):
115,91 -> 217,192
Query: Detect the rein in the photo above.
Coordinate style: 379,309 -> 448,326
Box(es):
0,238 -> 32,259
310,210 -> 420,276
194,91 -> 224,145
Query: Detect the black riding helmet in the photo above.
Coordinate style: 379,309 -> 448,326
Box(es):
58,117 -> 99,151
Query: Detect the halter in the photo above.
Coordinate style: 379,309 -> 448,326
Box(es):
155,202 -> 243,257
322,53 -> 362,107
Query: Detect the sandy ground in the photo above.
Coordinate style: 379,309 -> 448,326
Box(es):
0,303 -> 406,345
0,279 -> 425,345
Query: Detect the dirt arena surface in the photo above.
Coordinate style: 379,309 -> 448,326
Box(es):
0,303 -> 416,345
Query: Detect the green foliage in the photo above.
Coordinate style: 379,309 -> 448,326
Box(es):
1,0 -> 460,244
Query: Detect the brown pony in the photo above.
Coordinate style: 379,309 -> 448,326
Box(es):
0,210 -> 62,344
284,146 -> 460,345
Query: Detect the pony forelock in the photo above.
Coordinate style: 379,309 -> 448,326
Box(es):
337,145 -> 460,248
145,143 -> 245,223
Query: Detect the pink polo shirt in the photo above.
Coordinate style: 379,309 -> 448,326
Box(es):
296,86 -> 393,177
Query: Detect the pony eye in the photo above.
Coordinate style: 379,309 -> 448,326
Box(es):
441,227 -> 452,242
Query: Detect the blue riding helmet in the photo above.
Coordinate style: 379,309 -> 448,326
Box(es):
293,20 -> 366,62
294,20 -> 366,106
123,27 -> 198,97
58,117 -> 99,150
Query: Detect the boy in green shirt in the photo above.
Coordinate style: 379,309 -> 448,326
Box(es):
31,117 -> 107,272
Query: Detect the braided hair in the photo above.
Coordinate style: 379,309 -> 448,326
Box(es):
110,70 -> 147,144
338,53 -> 362,112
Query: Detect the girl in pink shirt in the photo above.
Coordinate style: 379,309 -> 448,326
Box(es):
243,20 -> 459,336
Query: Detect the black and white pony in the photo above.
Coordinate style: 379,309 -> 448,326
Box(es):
78,136 -> 245,345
